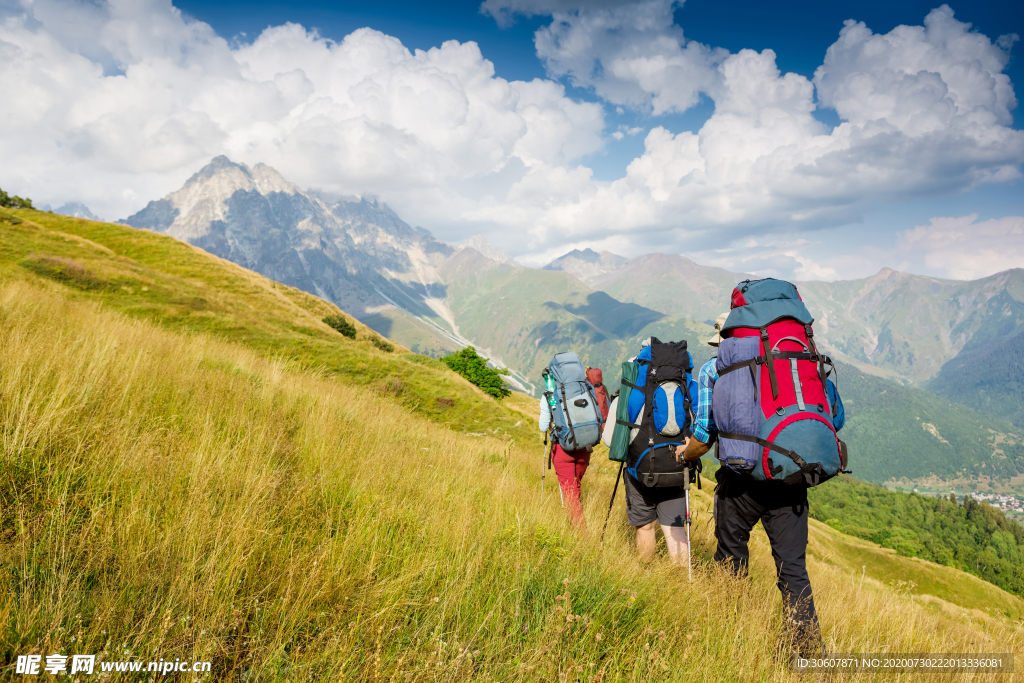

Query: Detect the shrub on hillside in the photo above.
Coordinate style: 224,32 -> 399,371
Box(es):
0,209 -> 23,225
370,336 -> 394,353
441,346 -> 511,400
322,314 -> 356,338
20,254 -> 107,290
0,187 -> 34,209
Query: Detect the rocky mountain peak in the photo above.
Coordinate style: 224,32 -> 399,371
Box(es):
542,248 -> 629,283
54,202 -> 99,220
251,163 -> 299,195
183,155 -> 248,187
458,235 -> 518,265
120,158 -> 461,354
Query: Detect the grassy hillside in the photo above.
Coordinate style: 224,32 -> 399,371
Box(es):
2,210 -> 1023,679
2,279 -> 1021,681
809,477 -> 1024,598
836,362 -> 1024,483
0,209 -> 533,441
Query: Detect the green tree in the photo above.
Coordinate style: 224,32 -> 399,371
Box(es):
322,314 -> 357,338
441,346 -> 511,400
0,187 -> 34,209
809,477 -> 1024,596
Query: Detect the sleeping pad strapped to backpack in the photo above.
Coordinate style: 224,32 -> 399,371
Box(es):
616,338 -> 694,487
546,352 -> 603,451
713,278 -> 849,486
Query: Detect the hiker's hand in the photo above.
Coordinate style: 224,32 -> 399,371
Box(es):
674,438 -> 691,461
680,436 -> 712,461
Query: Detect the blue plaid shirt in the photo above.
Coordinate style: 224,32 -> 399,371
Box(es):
693,358 -> 719,444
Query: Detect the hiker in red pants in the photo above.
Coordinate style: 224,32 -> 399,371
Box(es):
539,396 -> 591,529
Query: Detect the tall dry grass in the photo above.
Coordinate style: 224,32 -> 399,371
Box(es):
1,279 -> 1020,681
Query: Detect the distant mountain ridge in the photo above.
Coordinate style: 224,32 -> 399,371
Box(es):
121,157 -> 1024,433
55,202 -> 98,220
540,249 -> 1024,394
543,248 -> 628,281
123,156 -> 466,359
459,235 -> 519,266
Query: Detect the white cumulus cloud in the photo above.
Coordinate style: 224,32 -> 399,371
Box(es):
898,214 -> 1024,280
534,0 -> 725,115
0,0 -> 1021,280
481,2 -> 1023,264
0,0 -> 605,222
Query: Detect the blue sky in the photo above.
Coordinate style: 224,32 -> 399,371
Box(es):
2,0 -> 1023,280
176,0 -> 1024,178
169,0 -> 1024,279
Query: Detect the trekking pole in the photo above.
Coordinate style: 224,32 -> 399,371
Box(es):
542,428 -> 548,495
549,440 -> 565,508
600,462 -> 625,543
684,466 -> 692,582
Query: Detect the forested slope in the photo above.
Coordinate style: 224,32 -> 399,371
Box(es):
809,478 -> 1024,598
836,362 -> 1024,483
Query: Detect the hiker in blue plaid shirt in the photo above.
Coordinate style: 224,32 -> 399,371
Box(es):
691,355 -> 719,445
677,311 -> 827,657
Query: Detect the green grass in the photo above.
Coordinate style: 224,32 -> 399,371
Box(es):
807,519 -> 1024,621
0,209 -> 534,441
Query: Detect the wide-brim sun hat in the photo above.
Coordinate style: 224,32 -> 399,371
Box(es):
707,312 -> 729,347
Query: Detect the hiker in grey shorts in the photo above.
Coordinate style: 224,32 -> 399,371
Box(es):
610,337 -> 694,565
623,473 -> 689,563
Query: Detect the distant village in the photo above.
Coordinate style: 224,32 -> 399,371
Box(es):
906,487 -> 1024,518
968,491 -> 1024,516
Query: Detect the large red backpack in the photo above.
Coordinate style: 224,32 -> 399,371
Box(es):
713,279 -> 848,486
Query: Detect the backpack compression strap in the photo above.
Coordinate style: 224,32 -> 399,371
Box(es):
759,327 -> 778,400
719,431 -> 831,485
718,431 -> 809,469
804,324 -> 827,389
559,382 -> 578,447
718,352 -> 832,384
616,378 -> 643,430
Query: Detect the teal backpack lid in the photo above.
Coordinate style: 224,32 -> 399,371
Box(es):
722,278 -> 813,332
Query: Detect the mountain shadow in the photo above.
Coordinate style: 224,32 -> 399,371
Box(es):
563,291 -> 665,339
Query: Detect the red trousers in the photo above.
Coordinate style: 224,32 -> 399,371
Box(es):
551,444 -> 591,529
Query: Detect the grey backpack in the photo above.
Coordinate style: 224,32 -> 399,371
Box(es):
545,352 -> 602,451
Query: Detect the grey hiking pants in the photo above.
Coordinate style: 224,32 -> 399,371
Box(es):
713,467 -> 820,648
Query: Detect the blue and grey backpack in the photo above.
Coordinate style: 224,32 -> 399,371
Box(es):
545,352 -> 603,451
619,338 -> 695,487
